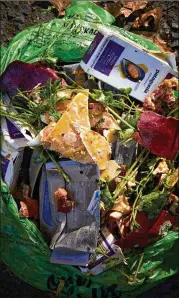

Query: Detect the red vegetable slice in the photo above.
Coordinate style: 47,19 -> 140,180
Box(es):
19,198 -> 39,219
0,60 -> 58,96
115,210 -> 175,249
115,212 -> 154,248
133,111 -> 179,160
148,210 -> 175,237
54,188 -> 74,213
56,197 -> 74,213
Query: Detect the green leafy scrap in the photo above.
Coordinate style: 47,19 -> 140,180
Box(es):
120,112 -> 141,130
91,88 -> 132,110
137,190 -> 170,219
119,128 -> 135,140
99,181 -> 114,209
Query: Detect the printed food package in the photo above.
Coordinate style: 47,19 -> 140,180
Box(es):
50,190 -> 100,266
80,227 -> 126,275
0,138 -> 24,190
80,27 -> 178,101
39,160 -> 100,259
49,161 -> 100,255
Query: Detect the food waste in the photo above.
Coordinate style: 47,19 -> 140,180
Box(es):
0,59 -> 179,277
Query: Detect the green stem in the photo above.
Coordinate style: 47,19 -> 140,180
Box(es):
129,152 -> 150,179
118,270 -> 133,282
46,150 -> 70,183
167,106 -> 179,117
134,253 -> 144,280
57,71 -> 86,91
117,175 -> 140,185
108,107 -> 134,129
123,92 -> 135,107
117,137 -> 133,146
113,148 -> 147,198
16,90 -> 38,107
174,151 -> 179,161
1,112 -> 37,135
130,159 -> 157,228
128,151 -> 150,178
130,258 -> 138,271
1,103 -> 34,115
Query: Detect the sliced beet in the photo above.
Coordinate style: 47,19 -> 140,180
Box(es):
56,197 -> 73,213
0,60 -> 58,96
115,210 -> 175,249
133,111 -> 179,160
115,212 -> 154,248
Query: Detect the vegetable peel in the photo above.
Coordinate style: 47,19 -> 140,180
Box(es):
133,111 -> 179,160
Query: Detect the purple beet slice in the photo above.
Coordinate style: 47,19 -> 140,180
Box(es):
0,60 -> 58,96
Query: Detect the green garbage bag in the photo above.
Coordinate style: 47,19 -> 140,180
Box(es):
1,181 -> 179,297
0,1 -> 178,297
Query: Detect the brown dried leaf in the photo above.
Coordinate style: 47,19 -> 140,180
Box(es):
106,1 -> 147,18
105,2 -> 123,18
49,0 -> 71,16
132,7 -> 163,31
119,8 -> 132,18
121,1 -> 148,11
133,32 -> 172,52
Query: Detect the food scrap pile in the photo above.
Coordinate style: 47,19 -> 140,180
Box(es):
0,0 -> 179,279
1,56 -> 178,275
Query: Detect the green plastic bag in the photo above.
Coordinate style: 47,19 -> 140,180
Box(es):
0,1 -> 178,296
0,0 -> 160,74
1,181 -> 178,297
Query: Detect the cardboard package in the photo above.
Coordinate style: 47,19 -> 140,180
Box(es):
80,27 -> 178,102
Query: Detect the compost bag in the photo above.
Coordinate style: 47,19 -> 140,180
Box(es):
0,1 -> 179,297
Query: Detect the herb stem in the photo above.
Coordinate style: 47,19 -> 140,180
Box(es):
16,90 -> 38,107
1,103 -> 34,115
117,175 -> 140,185
1,112 -> 37,134
134,253 -> 144,280
107,107 -> 134,129
130,158 -> 157,228
46,150 -> 70,183
57,71 -> 86,91
118,270 -> 132,281
113,148 -> 148,198
129,152 -> 150,180
130,258 -> 138,271
167,106 -> 179,116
